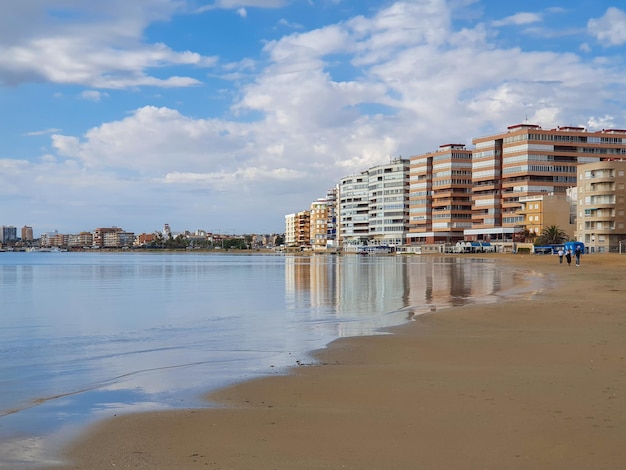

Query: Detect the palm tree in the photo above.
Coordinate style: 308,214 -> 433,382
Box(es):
535,225 -> 568,245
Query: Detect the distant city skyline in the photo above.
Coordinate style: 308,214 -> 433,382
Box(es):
2,1 -> 626,234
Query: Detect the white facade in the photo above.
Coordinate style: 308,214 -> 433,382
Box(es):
284,213 -> 296,247
367,158 -> 410,247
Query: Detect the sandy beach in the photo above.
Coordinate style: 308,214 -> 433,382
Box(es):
52,253 -> 626,469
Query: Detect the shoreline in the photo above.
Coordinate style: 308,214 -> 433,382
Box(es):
52,253 -> 626,469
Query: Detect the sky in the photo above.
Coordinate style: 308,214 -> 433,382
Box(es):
1,0 -> 626,237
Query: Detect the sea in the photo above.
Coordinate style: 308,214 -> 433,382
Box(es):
0,251 -> 537,468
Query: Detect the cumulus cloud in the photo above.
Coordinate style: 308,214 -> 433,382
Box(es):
588,7 -> 626,46
0,0 -> 216,88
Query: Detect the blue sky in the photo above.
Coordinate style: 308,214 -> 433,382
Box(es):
1,0 -> 626,236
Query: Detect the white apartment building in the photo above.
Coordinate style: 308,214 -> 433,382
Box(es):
339,171 -> 370,249
367,158 -> 410,247
284,213 -> 296,247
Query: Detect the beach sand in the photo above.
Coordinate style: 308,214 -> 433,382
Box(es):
53,253 -> 626,469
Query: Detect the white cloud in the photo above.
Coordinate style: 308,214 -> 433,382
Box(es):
0,0 -> 216,88
237,8 -> 247,18
195,0 -> 287,13
80,90 -> 109,102
24,128 -> 62,136
493,12 -> 543,27
588,7 -> 626,46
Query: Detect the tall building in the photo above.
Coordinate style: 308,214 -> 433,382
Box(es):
367,158 -> 410,247
310,199 -> 329,251
285,213 -> 296,247
576,160 -> 626,253
468,124 -> 626,241
339,171 -> 370,247
295,210 -> 311,248
325,186 -> 338,249
0,226 -> 17,243
21,226 -> 34,241
408,144 -> 473,244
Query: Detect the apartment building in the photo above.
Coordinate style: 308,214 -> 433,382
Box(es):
325,186 -> 338,249
284,213 -> 296,247
310,199 -> 329,251
468,124 -> 626,241
576,160 -> 626,253
367,158 -> 410,247
295,210 -> 311,248
408,144 -> 473,244
92,227 -> 135,248
68,232 -> 94,247
517,193 -> 575,239
339,171 -> 370,248
0,226 -> 17,243
21,226 -> 34,241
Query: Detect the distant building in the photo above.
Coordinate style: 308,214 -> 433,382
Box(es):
92,227 -> 134,248
325,186 -> 338,248
163,224 -> 171,238
284,213 -> 296,247
310,199 -> 329,251
338,171 -> 370,248
40,230 -> 59,247
21,226 -> 34,241
295,210 -> 311,248
0,226 -> 17,243
576,160 -> 626,253
135,233 -> 155,246
68,232 -> 94,247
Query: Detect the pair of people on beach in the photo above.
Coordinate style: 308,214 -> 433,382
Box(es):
559,247 -> 582,266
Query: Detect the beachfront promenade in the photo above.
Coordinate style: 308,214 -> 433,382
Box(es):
53,253 -> 626,469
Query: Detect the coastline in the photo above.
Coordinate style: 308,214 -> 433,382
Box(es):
52,253 -> 626,469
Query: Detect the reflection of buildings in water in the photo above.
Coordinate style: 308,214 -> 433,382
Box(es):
285,256 -> 523,336
336,256 -> 407,316
406,257 -> 515,309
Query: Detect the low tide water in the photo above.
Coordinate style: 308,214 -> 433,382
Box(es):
0,252 -> 535,467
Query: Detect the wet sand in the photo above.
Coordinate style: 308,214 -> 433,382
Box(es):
53,253 -> 626,469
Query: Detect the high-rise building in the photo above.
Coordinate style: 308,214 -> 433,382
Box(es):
576,160 -> 626,253
468,124 -> 626,241
310,199 -> 329,251
0,226 -> 17,243
339,171 -> 370,248
295,210 -> 311,248
284,213 -> 296,247
21,226 -> 34,241
325,186 -> 338,248
408,144 -> 473,244
367,158 -> 410,247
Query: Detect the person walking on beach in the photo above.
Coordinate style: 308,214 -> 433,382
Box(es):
565,249 -> 572,266
575,246 -> 582,267
558,248 -> 564,264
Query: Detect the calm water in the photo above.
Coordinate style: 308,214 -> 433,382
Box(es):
0,252 -> 535,467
